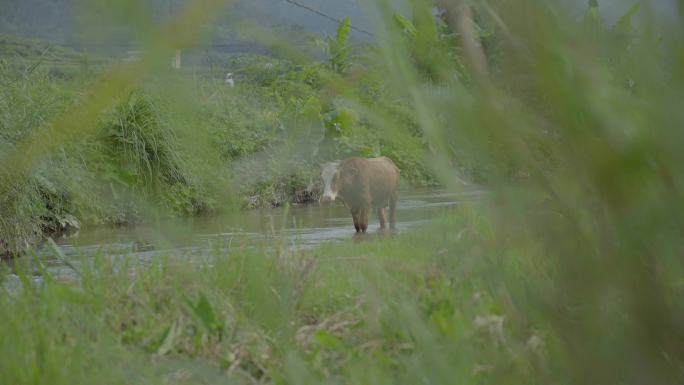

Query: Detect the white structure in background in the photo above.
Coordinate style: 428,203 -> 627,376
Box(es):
121,49 -> 182,69
122,50 -> 144,63
172,49 -> 182,69
224,72 -> 235,87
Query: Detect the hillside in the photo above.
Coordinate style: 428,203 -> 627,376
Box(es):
0,0 -> 371,53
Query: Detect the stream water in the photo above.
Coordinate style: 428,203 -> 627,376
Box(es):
3,187 -> 485,288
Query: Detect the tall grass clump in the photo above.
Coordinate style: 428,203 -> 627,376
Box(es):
0,60 -> 79,255
104,91 -> 187,189
98,90 -> 214,217
0,66 -> 215,255
356,0 -> 684,383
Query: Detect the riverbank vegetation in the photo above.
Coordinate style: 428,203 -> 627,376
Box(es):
1,0 -> 684,383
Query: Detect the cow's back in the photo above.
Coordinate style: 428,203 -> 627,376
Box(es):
342,157 -> 399,208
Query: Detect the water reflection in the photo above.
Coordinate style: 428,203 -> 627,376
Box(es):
51,187 -> 483,256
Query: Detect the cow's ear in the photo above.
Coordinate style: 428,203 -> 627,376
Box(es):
343,167 -> 359,177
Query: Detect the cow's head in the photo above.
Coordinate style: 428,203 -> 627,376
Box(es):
320,161 -> 340,202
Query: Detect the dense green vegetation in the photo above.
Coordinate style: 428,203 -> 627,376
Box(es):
2,0 -> 684,384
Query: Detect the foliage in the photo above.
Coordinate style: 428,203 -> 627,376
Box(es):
101,91 -> 189,191
365,1 -> 684,382
0,65 -> 212,254
316,17 -> 353,74
0,60 -> 78,255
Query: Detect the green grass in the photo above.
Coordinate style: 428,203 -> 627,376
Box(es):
4,204 -> 679,384
0,210 -> 553,385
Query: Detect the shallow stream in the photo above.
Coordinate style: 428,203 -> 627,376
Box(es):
3,187 -> 484,287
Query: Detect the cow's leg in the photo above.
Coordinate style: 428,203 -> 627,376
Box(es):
351,209 -> 361,233
359,208 -> 369,233
377,207 -> 387,229
389,194 -> 398,230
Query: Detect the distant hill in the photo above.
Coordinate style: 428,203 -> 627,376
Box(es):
0,34 -> 88,61
0,0 -> 371,53
0,34 -> 109,78
562,0 -> 678,26
0,0 -> 677,53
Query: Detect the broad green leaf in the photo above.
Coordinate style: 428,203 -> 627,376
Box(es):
393,13 -> 417,37
613,3 -> 641,34
156,319 -> 180,355
336,17 -> 351,47
185,293 -> 222,336
314,331 -> 344,351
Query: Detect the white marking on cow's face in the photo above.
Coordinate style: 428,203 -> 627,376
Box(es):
321,161 -> 340,201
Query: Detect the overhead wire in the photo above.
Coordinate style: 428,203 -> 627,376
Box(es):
283,0 -> 374,37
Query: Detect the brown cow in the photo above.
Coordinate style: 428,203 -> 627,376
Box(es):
321,156 -> 400,233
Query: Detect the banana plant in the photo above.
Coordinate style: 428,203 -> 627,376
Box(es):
316,17 -> 353,74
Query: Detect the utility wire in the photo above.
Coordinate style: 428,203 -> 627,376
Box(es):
284,0 -> 374,37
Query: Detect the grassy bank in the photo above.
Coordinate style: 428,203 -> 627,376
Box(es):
2,211 -> 506,385
2,204 -> 682,384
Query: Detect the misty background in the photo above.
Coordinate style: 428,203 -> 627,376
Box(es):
0,0 -> 678,55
